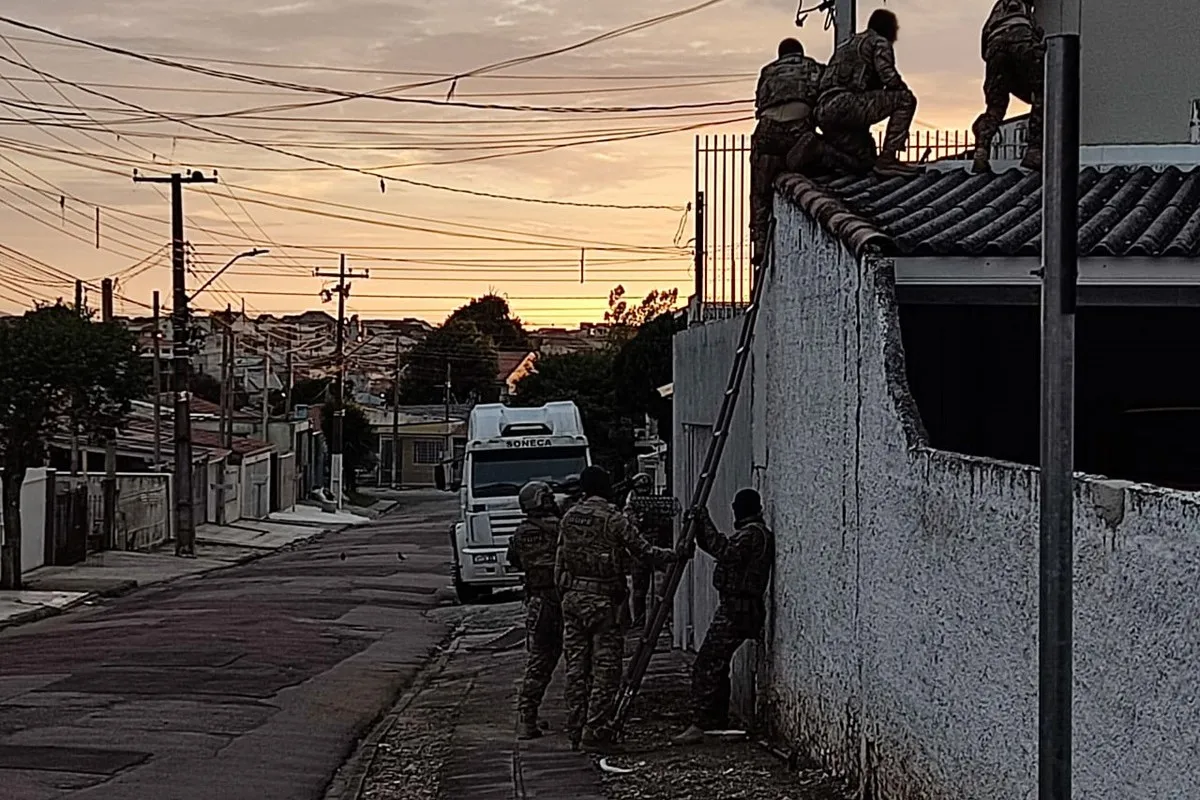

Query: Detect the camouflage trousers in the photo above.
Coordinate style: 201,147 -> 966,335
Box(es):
973,38 -> 1044,155
750,116 -> 864,255
561,590 -> 625,742
518,592 -> 563,719
691,597 -> 765,729
629,526 -> 671,623
817,87 -> 917,158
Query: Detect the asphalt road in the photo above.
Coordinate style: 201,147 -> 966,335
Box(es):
0,493 -> 459,800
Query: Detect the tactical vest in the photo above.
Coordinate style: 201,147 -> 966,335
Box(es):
820,30 -> 885,97
755,53 -> 824,116
984,0 -> 1032,56
511,515 -> 559,593
712,519 -> 773,598
557,497 -> 630,596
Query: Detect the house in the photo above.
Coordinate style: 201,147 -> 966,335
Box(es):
670,4 -> 1200,797
363,404 -> 469,488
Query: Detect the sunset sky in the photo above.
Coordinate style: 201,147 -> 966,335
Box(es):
0,0 -> 1014,326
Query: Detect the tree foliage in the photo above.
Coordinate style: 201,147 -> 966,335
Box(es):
320,400 -> 375,492
188,372 -> 222,405
290,377 -> 334,409
513,351 -> 634,474
446,294 -> 530,352
0,303 -> 148,588
400,320 -> 498,405
605,285 -> 679,345
611,311 -> 686,424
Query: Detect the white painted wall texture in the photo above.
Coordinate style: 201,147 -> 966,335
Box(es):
671,195 -> 1200,799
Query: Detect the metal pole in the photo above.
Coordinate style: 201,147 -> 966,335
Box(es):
101,279 -> 116,550
694,191 -> 706,320
331,255 -> 346,508
152,291 -> 162,470
261,343 -> 271,439
392,337 -> 401,488
443,361 -> 452,461
835,0 -> 857,48
1039,1 -> 1080,798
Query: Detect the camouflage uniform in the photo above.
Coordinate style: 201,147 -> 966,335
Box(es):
749,52 -> 865,261
816,30 -> 918,173
689,512 -> 774,730
555,495 -> 677,746
972,0 -> 1045,172
624,487 -> 671,626
506,511 -> 563,736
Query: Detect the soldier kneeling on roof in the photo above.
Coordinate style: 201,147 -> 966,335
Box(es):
750,38 -> 861,266
971,0 -> 1044,173
816,9 -> 922,178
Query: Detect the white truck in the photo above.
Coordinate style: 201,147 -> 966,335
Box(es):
436,401 -> 591,603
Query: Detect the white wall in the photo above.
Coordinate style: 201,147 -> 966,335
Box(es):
672,195 -> 1200,798
0,468 -> 51,574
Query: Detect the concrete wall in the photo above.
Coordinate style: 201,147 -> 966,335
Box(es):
7,468 -> 52,573
70,474 -> 171,551
241,454 -> 272,520
670,194 -> 1200,798
1055,0 -> 1200,145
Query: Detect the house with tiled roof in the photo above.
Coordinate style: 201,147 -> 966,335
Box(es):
670,4 -> 1200,798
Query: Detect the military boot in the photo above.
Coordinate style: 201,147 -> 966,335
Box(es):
516,713 -> 543,740
672,724 -> 706,746
971,148 -> 992,174
1020,147 -> 1043,171
873,152 -> 922,178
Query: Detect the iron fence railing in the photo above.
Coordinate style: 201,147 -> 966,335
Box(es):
692,120 -> 1031,321
694,135 -> 752,315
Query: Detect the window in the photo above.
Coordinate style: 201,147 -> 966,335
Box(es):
413,439 -> 444,465
469,446 -> 588,498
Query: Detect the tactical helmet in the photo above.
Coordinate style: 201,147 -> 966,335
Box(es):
631,473 -> 653,492
518,480 -> 556,516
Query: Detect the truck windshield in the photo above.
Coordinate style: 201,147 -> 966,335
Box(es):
470,446 -> 588,498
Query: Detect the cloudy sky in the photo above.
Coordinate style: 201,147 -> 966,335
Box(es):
0,0 -> 1009,325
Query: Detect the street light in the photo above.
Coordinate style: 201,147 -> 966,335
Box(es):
189,248 -> 268,301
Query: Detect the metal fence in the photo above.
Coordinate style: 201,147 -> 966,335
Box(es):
694,135 -> 753,317
889,122 -> 1030,164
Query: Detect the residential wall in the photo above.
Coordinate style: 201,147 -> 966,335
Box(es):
241,454 -> 272,519
671,197 -> 1200,799
15,468 -> 51,573
69,474 -> 172,551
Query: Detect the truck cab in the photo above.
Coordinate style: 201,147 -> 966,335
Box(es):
437,401 -> 590,603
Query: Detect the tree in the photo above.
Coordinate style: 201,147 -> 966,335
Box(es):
447,294 -> 530,352
0,303 -> 148,589
605,285 -> 679,345
320,400 -> 375,493
290,377 -> 334,409
400,321 -> 497,405
514,351 -> 635,475
611,310 -> 686,426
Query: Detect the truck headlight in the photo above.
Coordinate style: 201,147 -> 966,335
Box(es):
472,553 -> 498,565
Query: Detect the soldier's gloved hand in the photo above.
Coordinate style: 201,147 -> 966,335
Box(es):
675,537 -> 696,562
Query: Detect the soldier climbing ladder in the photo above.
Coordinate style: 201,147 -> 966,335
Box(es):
610,219 -> 775,738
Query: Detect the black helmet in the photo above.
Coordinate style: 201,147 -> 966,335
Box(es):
579,465 -> 613,500
518,481 -> 557,516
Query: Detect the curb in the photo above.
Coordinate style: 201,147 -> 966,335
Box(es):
323,625 -> 464,800
0,590 -> 100,632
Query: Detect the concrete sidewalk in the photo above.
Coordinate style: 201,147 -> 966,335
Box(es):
1,517 -> 336,631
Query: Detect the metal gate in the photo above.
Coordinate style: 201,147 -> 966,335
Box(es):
52,484 -> 88,566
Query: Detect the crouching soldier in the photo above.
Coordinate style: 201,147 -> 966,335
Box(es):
972,0 -> 1044,172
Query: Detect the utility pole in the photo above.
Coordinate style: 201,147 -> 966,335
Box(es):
314,255 -> 369,509
74,279 -> 84,316
70,277 -> 84,476
834,0 -> 856,48
133,169 -> 217,557
261,342 -> 271,439
152,291 -> 162,471
101,279 -> 116,550
220,307 -> 233,449
443,360 -> 452,462
1039,2 -> 1080,799
392,336 -> 401,488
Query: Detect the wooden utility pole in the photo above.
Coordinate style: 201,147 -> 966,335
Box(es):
133,169 -> 218,557
443,360 -> 452,461
313,255 -> 369,509
391,337 -> 401,488
152,291 -> 162,470
101,279 -> 117,550
261,344 -> 271,439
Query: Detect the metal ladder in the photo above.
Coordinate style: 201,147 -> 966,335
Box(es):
611,220 -> 774,737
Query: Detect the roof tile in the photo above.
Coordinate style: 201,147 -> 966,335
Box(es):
777,165 -> 1200,259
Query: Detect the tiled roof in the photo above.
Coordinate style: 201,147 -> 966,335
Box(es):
777,165 -> 1200,260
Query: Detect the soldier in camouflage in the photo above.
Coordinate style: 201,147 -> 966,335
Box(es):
750,38 -> 859,265
816,9 -> 922,178
555,465 -> 680,750
674,489 -> 774,745
971,0 -> 1044,173
624,473 -> 657,627
506,481 -> 564,740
